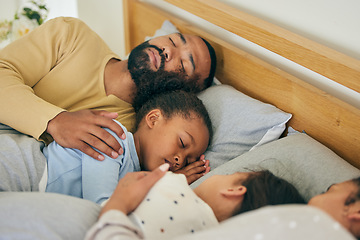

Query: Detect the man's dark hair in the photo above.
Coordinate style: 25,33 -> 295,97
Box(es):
135,90 -> 213,143
234,170 -> 305,215
201,37 -> 217,88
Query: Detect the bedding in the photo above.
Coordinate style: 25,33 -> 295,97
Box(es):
145,20 -> 179,40
1,133 -> 358,239
1,0 -> 359,238
0,123 -> 46,192
191,132 -> 360,202
198,84 -> 292,169
173,205 -> 355,240
0,192 -> 100,240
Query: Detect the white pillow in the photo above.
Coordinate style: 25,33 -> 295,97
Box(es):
198,85 -> 292,169
145,20 -> 179,40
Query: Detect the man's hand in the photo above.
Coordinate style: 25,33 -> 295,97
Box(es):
100,163 -> 169,217
46,110 -> 125,161
175,155 -> 210,184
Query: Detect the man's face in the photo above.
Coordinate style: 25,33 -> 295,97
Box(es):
127,41 -> 166,80
128,33 -> 211,91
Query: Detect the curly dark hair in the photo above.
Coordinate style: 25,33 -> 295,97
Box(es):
346,177 -> 360,206
200,37 -> 216,88
135,90 -> 213,144
131,69 -> 200,113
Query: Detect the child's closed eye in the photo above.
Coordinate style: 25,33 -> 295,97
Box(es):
179,138 -> 185,148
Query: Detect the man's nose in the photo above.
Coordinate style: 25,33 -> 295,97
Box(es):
162,46 -> 177,62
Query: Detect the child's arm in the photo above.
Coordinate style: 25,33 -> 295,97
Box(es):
175,156 -> 210,184
82,153 -> 123,204
85,164 -> 169,240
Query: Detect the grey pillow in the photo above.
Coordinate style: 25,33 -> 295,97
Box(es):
198,85 -> 292,169
0,192 -> 100,240
191,133 -> 360,201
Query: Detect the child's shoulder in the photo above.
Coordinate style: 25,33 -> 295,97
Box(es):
104,120 -> 130,144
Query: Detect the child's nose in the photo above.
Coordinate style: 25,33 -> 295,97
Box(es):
174,155 -> 183,167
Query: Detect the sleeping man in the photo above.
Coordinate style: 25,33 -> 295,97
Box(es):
0,16 -> 216,170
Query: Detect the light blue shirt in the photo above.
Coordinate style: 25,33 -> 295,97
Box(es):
44,121 -> 140,204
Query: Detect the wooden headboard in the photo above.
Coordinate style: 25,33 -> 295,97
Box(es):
123,0 -> 360,169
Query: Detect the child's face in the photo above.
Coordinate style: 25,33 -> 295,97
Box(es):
308,180 -> 359,226
139,112 -> 209,172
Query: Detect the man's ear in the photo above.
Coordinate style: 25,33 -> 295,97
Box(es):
145,109 -> 163,129
220,186 -> 247,198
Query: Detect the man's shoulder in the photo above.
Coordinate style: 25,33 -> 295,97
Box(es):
43,17 -> 90,33
46,17 -> 85,25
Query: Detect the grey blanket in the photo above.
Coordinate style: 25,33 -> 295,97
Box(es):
0,123 -> 46,191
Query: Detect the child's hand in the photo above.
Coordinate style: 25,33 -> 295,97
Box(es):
174,155 -> 210,184
100,163 -> 169,217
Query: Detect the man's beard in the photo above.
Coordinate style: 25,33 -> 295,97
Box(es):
128,41 -> 200,112
127,41 -> 166,81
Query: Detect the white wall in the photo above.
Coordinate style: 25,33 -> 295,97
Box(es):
77,0 -> 125,58
220,0 -> 360,60
0,0 -> 125,58
0,0 -> 78,23
145,0 -> 360,109
0,0 -> 21,20
46,0 -> 78,20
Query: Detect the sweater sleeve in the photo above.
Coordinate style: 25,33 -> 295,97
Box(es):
85,210 -> 144,240
0,17 -> 79,139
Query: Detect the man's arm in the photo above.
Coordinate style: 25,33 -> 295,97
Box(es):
0,17 -> 124,160
47,110 -> 125,160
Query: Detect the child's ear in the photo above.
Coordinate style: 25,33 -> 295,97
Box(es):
145,109 -> 163,129
220,186 -> 247,198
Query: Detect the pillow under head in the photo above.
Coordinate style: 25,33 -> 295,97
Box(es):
198,85 -> 292,169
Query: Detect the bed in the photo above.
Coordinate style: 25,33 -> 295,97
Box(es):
1,0 -> 360,239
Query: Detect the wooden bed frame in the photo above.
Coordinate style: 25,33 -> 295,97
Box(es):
123,0 -> 360,169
